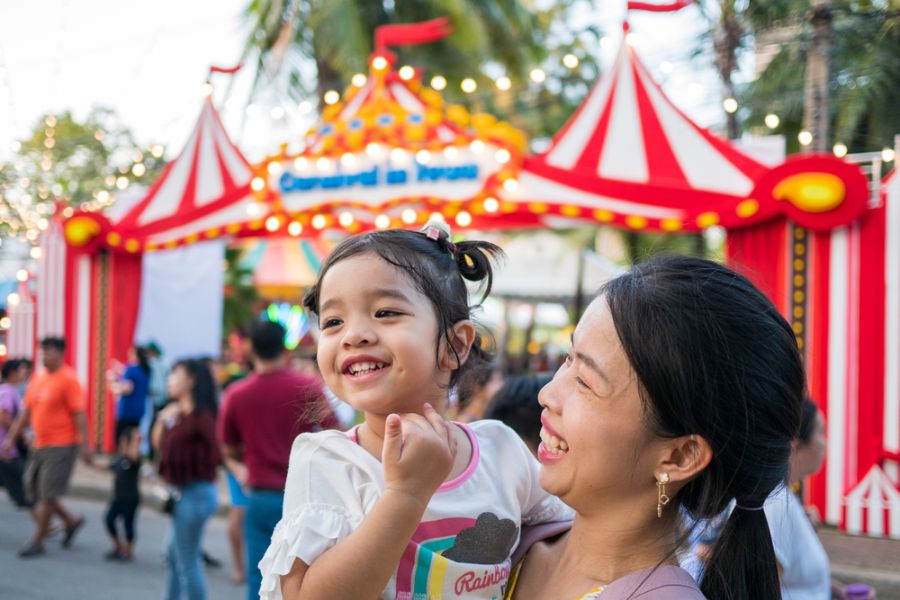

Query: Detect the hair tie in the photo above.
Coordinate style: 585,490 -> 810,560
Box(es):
734,501 -> 765,512
421,220 -> 457,254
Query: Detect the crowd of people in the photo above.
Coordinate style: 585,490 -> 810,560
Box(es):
0,222 -> 854,599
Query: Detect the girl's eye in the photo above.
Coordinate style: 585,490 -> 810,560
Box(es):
375,309 -> 401,318
320,318 -> 342,329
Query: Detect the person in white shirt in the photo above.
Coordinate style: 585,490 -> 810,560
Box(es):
765,398 -> 846,600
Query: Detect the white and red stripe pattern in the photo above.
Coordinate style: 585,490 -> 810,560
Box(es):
843,465 -> 900,539
7,281 -> 36,360
36,218 -> 66,338
115,98 -> 253,239
511,35 -> 769,230
805,168 -> 900,536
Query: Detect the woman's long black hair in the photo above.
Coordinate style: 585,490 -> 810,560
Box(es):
172,359 -> 218,416
601,255 -> 805,600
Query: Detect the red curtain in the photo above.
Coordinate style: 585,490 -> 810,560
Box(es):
726,218 -> 790,315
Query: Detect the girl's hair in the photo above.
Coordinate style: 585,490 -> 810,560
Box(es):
134,345 -> 151,376
601,254 -> 804,600
303,226 -> 503,387
171,359 -> 218,416
797,397 -> 819,445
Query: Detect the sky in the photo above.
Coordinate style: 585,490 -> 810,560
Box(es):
0,0 -> 735,165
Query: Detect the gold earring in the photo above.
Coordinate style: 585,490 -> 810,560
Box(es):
656,473 -> 670,518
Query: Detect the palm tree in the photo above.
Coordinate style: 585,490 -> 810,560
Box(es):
241,0 -> 548,101
742,0 -> 900,154
239,1 -> 605,140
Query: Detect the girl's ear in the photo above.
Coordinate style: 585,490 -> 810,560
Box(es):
440,320 -> 477,370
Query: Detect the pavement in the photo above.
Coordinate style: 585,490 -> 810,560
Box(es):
5,458 -> 900,598
0,494 -> 245,599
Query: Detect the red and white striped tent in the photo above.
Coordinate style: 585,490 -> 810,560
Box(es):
6,280 -> 36,360
499,33 -> 868,234
44,97 -> 260,450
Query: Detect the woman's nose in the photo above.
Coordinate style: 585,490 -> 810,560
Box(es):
538,377 -> 561,413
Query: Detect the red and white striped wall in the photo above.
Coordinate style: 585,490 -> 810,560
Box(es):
6,281 -> 36,360
36,219 -> 66,339
805,168 -> 900,538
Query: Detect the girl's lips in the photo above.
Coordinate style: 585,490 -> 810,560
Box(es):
340,354 -> 389,373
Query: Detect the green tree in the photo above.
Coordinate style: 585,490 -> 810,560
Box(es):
239,0 -> 602,139
0,107 -> 166,239
223,246 -> 261,337
741,1 -> 900,154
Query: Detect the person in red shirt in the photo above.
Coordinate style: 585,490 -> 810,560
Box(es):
218,320 -> 338,599
1,337 -> 92,558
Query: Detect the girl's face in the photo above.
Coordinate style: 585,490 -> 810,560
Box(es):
167,365 -> 192,399
537,297 -> 665,514
315,253 -> 449,415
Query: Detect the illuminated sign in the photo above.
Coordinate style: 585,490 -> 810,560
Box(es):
264,303 -> 309,350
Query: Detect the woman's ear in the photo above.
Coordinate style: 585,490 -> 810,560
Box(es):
657,434 -> 713,489
440,320 -> 477,370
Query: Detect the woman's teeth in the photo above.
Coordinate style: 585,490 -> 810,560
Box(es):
540,428 -> 569,454
348,361 -> 386,375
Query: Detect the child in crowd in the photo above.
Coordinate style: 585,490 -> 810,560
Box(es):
258,223 -> 572,600
104,425 -> 142,561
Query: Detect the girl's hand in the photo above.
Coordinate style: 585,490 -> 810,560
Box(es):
382,403 -> 456,507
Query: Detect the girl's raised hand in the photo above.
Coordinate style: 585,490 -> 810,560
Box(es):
382,403 -> 456,507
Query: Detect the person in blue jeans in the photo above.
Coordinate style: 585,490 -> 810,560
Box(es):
218,320 -> 338,599
153,359 -> 221,600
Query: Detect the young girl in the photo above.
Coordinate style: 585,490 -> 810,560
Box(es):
258,223 -> 572,600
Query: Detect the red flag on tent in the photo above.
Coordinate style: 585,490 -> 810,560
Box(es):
208,63 -> 243,76
374,18 -> 453,54
627,0 -> 692,11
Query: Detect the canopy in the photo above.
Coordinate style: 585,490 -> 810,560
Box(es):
499,34 -> 870,233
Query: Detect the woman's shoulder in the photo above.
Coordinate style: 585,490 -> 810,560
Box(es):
603,566 -> 706,600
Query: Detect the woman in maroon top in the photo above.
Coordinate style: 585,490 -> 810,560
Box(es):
152,359 -> 221,600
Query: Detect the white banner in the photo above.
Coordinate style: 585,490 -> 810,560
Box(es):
134,240 -> 225,364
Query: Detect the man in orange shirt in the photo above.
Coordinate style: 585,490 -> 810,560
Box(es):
0,337 -> 92,558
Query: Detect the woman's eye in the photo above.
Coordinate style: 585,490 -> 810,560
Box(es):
575,377 -> 590,390
564,353 -> 574,366
320,318 -> 341,329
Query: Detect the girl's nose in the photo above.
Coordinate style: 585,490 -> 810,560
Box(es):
341,321 -> 376,347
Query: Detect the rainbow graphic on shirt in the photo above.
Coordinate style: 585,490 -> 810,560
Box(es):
394,515 -> 517,600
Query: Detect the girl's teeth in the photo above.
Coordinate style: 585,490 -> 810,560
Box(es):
559,440 -> 568,451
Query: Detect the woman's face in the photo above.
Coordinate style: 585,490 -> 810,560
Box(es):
538,297 -> 665,513
791,411 -> 827,482
167,365 -> 192,399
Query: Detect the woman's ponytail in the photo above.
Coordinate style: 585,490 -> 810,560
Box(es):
701,504 -> 781,600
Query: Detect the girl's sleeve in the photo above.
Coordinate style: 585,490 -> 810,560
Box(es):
257,434 -> 370,600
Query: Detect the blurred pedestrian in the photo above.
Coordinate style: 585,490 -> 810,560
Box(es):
1,337 -> 92,558
452,361 -> 503,423
144,341 -> 168,459
0,359 -> 33,510
485,373 -> 551,456
218,320 -> 338,599
110,346 -> 151,444
153,359 -> 221,600
103,425 -> 142,561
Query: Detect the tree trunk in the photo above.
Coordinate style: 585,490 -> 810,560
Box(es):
803,0 -> 832,151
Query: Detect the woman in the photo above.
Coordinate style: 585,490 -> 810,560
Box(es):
152,359 -> 221,600
111,346 -> 151,443
506,255 -> 805,599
